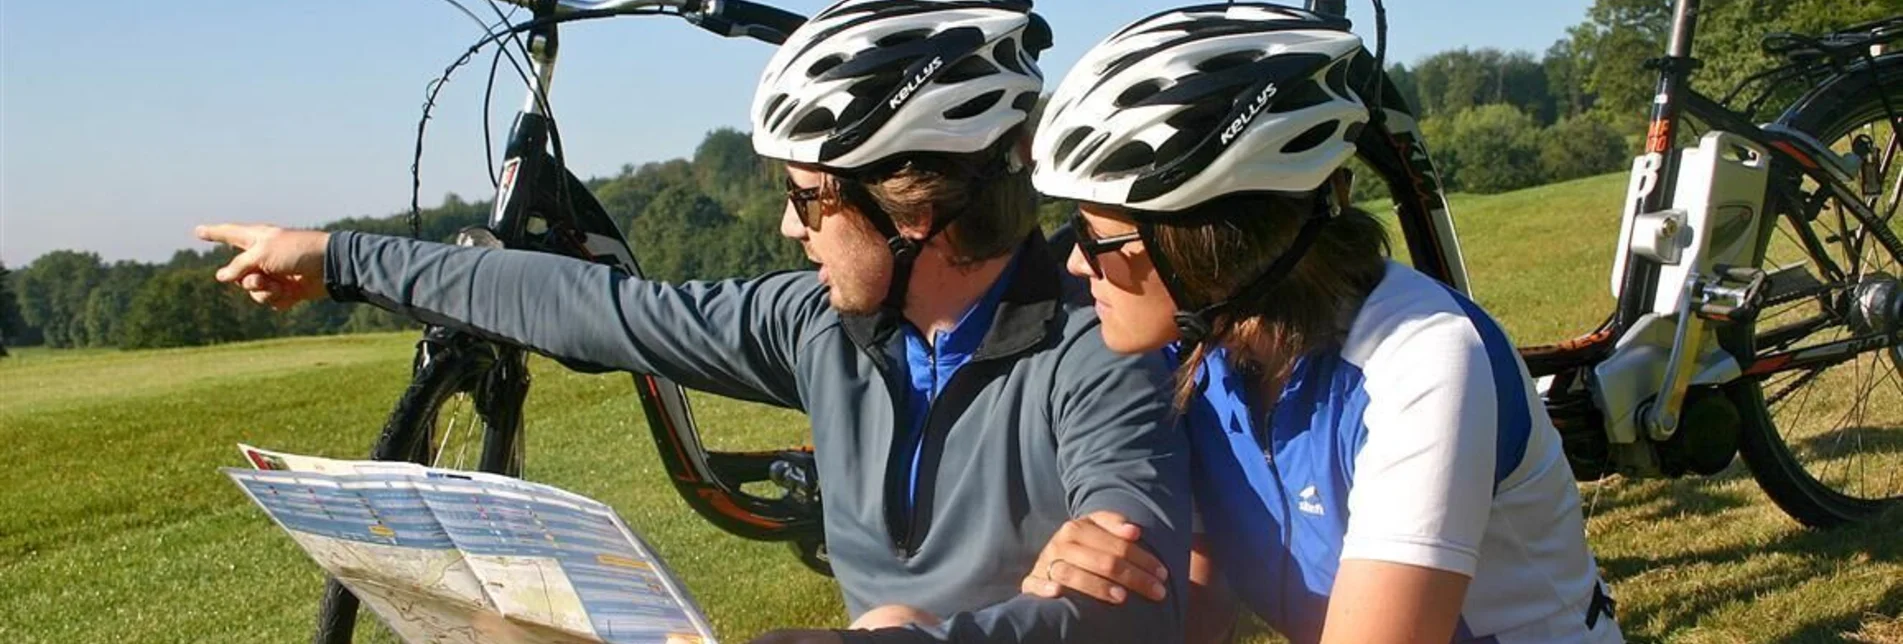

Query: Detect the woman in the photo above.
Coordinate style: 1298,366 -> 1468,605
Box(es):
1016,4 -> 1622,643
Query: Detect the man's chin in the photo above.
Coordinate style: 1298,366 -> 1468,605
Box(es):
828,290 -> 881,316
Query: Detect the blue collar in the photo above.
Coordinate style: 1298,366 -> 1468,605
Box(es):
1170,344 -> 1318,447
841,231 -> 1064,363
903,248 -> 1021,358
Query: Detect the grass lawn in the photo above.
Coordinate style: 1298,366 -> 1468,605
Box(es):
2,173 -> 1899,643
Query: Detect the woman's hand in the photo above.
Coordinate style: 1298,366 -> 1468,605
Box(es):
194,224 -> 331,309
1018,511 -> 1168,604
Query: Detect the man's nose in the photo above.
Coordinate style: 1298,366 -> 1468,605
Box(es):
780,201 -> 807,240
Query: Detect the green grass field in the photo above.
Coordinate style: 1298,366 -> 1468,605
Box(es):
2,173 -> 1899,643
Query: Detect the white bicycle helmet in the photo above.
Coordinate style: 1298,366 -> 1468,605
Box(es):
751,0 -> 1051,172
1032,3 -> 1368,213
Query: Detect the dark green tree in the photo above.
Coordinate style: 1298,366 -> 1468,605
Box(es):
694,128 -> 778,212
120,268 -> 246,349
1540,114 -> 1634,183
0,262 -> 21,354
15,250 -> 105,348
83,261 -> 157,347
1385,62 -> 1422,115
1421,104 -> 1547,194
630,185 -> 738,282
1544,38 -> 1593,120
1410,48 -> 1555,123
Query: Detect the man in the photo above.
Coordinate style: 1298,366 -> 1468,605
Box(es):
198,1 -> 1189,642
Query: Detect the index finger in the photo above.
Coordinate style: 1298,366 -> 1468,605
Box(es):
194,224 -> 259,249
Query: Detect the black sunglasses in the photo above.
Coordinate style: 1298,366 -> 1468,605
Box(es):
785,176 -> 823,229
1071,209 -> 1144,279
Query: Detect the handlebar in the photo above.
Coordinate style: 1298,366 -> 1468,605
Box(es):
687,0 -> 806,45
485,0 -> 805,45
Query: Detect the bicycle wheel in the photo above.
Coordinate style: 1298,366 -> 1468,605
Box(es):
1731,54 -> 1903,528
312,334 -> 527,644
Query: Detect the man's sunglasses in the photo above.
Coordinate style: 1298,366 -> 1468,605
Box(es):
1071,209 -> 1143,279
785,176 -> 823,229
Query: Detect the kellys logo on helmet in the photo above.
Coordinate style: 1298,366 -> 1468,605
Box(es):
1221,81 -> 1281,146
890,57 -> 946,110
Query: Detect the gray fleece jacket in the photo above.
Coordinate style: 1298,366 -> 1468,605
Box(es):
324,230 -> 1190,643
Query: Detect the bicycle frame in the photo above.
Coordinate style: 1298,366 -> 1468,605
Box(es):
1313,0 -> 1900,470
478,0 -> 826,543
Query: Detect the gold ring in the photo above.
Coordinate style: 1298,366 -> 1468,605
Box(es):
1045,558 -> 1062,581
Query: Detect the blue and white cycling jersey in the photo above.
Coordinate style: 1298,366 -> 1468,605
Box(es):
1185,262 -> 1622,644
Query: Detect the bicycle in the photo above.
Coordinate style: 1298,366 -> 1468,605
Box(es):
309,1 -> 820,642
1311,0 -> 1902,528
315,0 -> 1902,641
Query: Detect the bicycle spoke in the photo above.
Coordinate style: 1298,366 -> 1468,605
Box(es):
433,395 -> 464,467
1822,347 -> 1897,497
1764,366 -> 1824,408
1820,344 -> 1875,488
1885,366 -> 1903,496
1879,127 -> 1899,224
1773,357 -> 1824,458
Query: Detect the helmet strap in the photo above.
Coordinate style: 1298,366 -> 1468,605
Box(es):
1138,188 -> 1339,350
834,149 -> 1020,315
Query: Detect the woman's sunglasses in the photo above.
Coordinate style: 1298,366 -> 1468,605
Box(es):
1071,209 -> 1143,279
785,176 -> 823,229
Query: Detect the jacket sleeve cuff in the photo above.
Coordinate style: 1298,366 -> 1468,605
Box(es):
324,230 -> 366,303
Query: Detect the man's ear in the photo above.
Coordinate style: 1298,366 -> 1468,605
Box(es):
893,204 -> 937,240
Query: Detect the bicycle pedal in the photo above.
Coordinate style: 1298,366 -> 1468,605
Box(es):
1715,265 -> 1765,284
1698,265 -> 1770,322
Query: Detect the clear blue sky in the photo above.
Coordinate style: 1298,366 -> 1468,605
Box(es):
0,0 -> 1591,266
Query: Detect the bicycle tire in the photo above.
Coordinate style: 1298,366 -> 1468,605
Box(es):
311,337 -> 524,644
1731,53 -> 1903,528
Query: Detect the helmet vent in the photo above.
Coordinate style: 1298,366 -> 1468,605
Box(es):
1281,120 -> 1339,154
1165,100 -> 1229,132
808,54 -> 847,79
1115,79 -> 1168,108
1342,120 -> 1366,143
1096,141 -> 1157,176
848,73 -> 903,99
939,57 -> 1000,84
1195,50 -> 1264,74
945,90 -> 1005,120
1325,59 -> 1352,97
1054,127 -> 1095,165
876,29 -> 933,48
791,109 -> 839,138
1269,79 -> 1333,114
1072,135 -> 1110,171
994,39 -> 1026,75
1012,91 -> 1039,114
764,94 -> 793,129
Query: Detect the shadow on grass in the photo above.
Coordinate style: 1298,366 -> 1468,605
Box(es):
1579,466 -> 1756,524
1788,424 -> 1903,461
1598,506 -> 1903,643
1785,583 -> 1903,643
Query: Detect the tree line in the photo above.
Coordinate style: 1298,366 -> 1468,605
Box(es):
1,0 -> 1890,352
1346,0 -> 1891,201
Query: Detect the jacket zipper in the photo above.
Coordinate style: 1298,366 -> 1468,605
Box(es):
892,338 -> 944,555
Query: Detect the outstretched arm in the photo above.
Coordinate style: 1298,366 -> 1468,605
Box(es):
197,225 -> 824,407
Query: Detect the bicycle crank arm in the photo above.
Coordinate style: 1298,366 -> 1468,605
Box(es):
1644,266 -> 1764,440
